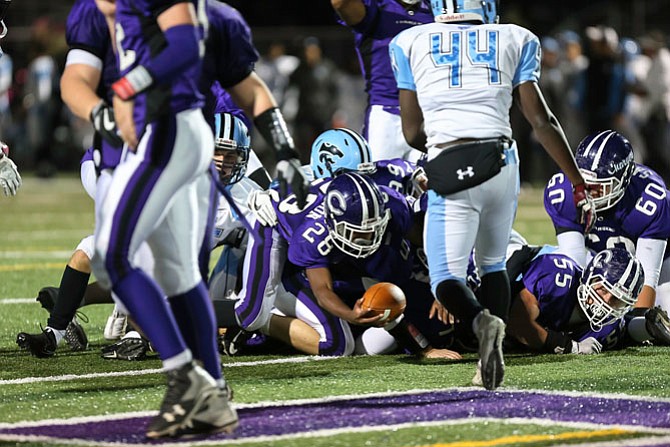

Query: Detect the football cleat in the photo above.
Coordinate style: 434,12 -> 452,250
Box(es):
63,314 -> 88,351
473,309 -> 505,391
145,362 -> 238,439
471,360 -> 483,387
104,308 -> 129,340
101,331 -> 151,360
645,307 -> 670,346
16,327 -> 57,358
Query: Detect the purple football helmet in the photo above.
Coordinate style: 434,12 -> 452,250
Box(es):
577,247 -> 644,331
324,172 -> 390,258
575,130 -> 635,212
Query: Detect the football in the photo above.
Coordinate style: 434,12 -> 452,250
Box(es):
360,282 -> 406,322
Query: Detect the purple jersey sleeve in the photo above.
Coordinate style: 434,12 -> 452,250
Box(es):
543,172 -> 582,234
522,253 -> 580,330
338,0 -> 433,108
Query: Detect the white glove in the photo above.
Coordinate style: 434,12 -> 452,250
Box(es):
571,337 -> 602,354
247,189 -> 279,227
0,154 -> 21,196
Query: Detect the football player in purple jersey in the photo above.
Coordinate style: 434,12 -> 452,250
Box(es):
92,0 -> 237,438
506,246 -> 644,355
544,130 -> 670,343
235,172 -> 460,358
330,0 -> 433,162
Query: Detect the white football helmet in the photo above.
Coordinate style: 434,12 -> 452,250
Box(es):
431,0 -> 499,24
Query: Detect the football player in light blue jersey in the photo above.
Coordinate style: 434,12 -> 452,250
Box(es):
389,0 -> 595,390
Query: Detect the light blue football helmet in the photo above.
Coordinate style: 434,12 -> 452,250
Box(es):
310,128 -> 372,179
213,112 -> 250,185
431,0 -> 498,24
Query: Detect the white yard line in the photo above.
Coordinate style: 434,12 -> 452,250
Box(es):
0,356 -> 337,386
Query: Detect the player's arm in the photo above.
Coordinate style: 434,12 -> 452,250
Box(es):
112,2 -> 200,101
515,81 -> 595,231
635,237 -> 668,308
330,0 -> 366,26
507,288 -> 546,350
306,267 -> 383,326
61,62 -> 101,121
398,89 -> 426,151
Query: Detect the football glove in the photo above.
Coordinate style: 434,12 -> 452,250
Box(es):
247,189 -> 279,227
0,149 -> 21,196
571,337 -> 602,354
573,183 -> 596,233
90,99 -> 124,146
276,150 -> 309,209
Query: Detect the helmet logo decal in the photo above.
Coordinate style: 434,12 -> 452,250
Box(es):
327,190 -> 347,217
318,142 -> 345,175
606,151 -> 634,175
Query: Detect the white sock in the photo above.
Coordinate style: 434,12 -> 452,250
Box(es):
46,326 -> 65,345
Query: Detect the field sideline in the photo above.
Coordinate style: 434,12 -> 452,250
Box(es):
1,176 -> 670,447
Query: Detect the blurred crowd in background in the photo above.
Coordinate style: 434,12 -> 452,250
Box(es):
1,0 -> 669,187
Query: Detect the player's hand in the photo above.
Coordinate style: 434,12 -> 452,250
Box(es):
0,151 -> 21,196
419,347 -> 462,360
113,95 -> 137,150
247,189 -> 279,227
90,99 -> 124,146
571,337 -> 602,354
276,151 -> 309,208
573,183 -> 596,233
351,297 -> 385,326
429,300 -> 455,325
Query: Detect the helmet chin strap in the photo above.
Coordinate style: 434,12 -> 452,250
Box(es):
0,20 -> 7,39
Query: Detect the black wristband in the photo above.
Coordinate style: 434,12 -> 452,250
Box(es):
253,107 -> 298,160
543,329 -> 573,354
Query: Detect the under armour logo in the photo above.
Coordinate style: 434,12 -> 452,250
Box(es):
456,167 -> 475,180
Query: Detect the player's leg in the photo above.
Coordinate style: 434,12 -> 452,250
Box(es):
364,105 -> 425,163
273,280 -> 354,356
234,222 -> 287,332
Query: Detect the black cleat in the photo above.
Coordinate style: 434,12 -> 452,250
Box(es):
101,333 -> 151,360
16,328 -> 57,358
646,307 -> 670,346
36,287 -> 59,313
145,362 -> 238,439
64,315 -> 88,352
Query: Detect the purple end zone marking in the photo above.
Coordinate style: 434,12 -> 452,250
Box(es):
2,389 -> 670,444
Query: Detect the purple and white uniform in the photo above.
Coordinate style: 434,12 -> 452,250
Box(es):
92,0 -> 217,371
339,0 -> 432,161
544,164 -> 670,306
516,252 -> 626,350
236,178 -> 415,355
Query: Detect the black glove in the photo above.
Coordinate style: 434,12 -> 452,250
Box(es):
276,149 -> 310,208
90,99 -> 124,146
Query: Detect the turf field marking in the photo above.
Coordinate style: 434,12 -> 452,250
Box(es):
0,298 -> 36,304
0,356 -> 338,385
0,262 -> 66,271
0,417 -> 663,447
0,250 -> 76,259
416,428 -> 634,446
